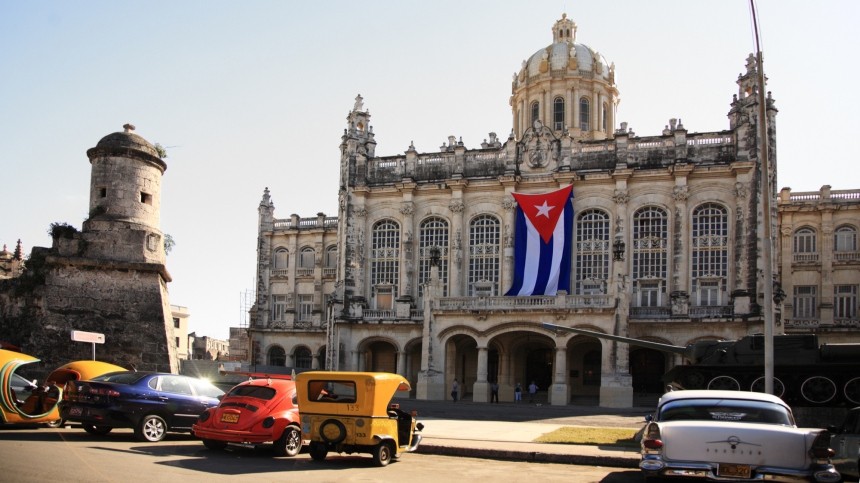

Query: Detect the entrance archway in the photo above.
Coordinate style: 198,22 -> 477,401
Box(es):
631,348 -> 666,394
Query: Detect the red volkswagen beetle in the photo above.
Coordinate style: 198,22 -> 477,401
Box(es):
192,373 -> 302,457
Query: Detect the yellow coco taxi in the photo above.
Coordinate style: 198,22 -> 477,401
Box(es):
296,371 -> 424,467
0,348 -> 124,427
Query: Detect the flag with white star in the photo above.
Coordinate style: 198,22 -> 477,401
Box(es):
504,185 -> 573,296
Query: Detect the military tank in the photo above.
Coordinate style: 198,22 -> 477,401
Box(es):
542,322 -> 860,407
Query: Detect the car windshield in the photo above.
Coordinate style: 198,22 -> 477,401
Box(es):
306,380 -> 357,403
228,385 -> 277,400
659,398 -> 794,425
91,372 -> 149,385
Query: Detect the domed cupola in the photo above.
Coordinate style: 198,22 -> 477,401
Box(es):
511,14 -> 619,142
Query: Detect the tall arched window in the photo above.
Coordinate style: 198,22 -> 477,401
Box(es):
691,203 -> 728,306
793,227 -> 817,262
553,97 -> 565,131
371,219 -> 400,309
419,217 -> 449,298
267,346 -> 286,366
602,102 -> 609,132
530,101 -> 539,127
633,206 -> 668,307
294,347 -> 312,369
579,97 -> 590,131
834,225 -> 857,253
299,247 -> 315,268
273,248 -> 288,269
575,209 -> 609,294
325,245 -> 338,268
468,215 -> 501,295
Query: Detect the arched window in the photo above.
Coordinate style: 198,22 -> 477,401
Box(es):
371,219 -> 400,309
419,217 -> 449,298
530,101 -> 539,126
633,206 -> 668,307
294,347 -> 312,369
553,97 -> 565,131
468,215 -> 501,296
793,227 -> 817,263
691,203 -> 728,306
834,225 -> 857,253
602,102 -> 609,132
299,247 -> 315,268
267,346 -> 286,366
273,248 -> 288,269
325,245 -> 338,267
575,209 -> 609,294
579,97 -> 590,131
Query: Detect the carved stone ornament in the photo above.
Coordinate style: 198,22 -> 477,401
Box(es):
354,207 -> 368,218
400,202 -> 414,215
672,186 -> 689,202
613,189 -> 629,205
448,200 -> 465,213
501,196 -> 517,211
735,182 -> 749,200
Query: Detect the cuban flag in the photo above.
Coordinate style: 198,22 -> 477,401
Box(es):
505,185 -> 574,296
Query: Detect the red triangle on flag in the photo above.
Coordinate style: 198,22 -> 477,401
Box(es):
511,185 -> 573,244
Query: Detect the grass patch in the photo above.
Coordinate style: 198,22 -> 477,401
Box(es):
534,426 -> 640,448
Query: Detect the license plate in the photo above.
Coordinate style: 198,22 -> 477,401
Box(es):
69,406 -> 82,417
220,413 -> 239,424
717,463 -> 751,478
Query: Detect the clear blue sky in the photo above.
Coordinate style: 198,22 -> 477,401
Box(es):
2,1 -> 857,340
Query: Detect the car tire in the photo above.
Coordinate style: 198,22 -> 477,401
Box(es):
319,419 -> 347,444
135,414 -> 168,442
309,442 -> 328,461
273,426 -> 302,457
45,418 -> 64,428
82,423 -> 112,436
371,441 -> 394,467
202,439 -> 227,451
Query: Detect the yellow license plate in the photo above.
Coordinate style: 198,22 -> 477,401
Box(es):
717,463 -> 751,478
220,413 -> 240,424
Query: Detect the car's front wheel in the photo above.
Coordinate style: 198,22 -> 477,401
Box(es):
82,423 -> 112,435
309,442 -> 328,461
273,426 -> 302,457
135,414 -> 168,442
45,418 -> 64,428
371,441 -> 394,467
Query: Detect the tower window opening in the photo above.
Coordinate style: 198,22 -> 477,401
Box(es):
141,192 -> 153,205
99,187 -> 107,198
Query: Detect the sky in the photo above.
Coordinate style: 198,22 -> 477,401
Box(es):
2,1 -> 858,340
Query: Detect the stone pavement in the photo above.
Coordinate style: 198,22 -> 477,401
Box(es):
402,398 -> 652,468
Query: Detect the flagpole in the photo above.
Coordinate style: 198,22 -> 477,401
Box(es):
750,0 -> 775,395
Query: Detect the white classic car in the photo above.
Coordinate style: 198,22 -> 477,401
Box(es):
829,406 -> 859,482
640,390 -> 840,482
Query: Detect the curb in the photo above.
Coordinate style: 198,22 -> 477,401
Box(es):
417,443 -> 640,468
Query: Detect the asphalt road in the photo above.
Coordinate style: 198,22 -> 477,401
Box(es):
0,426 -> 645,483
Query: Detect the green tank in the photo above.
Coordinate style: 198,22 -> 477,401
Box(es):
543,322 -> 860,407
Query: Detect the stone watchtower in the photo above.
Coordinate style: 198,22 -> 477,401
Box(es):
0,124 -> 178,374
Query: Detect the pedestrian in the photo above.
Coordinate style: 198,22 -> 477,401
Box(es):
451,378 -> 459,402
490,381 -> 499,403
514,382 -> 522,402
528,380 -> 538,403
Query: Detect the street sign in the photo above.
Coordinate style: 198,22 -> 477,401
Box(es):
70,330 -> 105,344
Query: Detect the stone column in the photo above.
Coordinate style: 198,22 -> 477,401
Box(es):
598,338 -> 633,408
549,346 -> 569,406
396,350 -> 406,376
671,183 -> 690,315
472,346 -> 489,403
502,193 -> 517,293
449,197 -> 465,297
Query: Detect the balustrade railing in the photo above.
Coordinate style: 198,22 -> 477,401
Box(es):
689,305 -> 733,317
793,253 -> 820,263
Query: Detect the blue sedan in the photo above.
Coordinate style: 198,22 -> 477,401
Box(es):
60,371 -> 223,442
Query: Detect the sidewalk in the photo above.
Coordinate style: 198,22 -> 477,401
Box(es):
405,399 -> 650,468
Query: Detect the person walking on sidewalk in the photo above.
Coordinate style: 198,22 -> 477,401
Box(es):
528,381 -> 538,403
514,382 -> 522,402
490,381 -> 499,403
451,378 -> 459,402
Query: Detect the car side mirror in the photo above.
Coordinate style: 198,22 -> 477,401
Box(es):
645,414 -> 653,423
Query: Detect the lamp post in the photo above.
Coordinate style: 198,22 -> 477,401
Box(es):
612,237 -> 626,261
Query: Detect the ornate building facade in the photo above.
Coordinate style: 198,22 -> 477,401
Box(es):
248,15 -> 859,407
